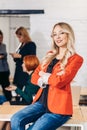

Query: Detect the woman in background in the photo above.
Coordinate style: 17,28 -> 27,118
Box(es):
6,55 -> 40,105
10,26 -> 36,90
10,22 -> 83,130
0,30 -> 12,101
0,55 -> 40,130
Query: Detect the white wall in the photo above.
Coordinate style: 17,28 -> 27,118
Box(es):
0,0 -> 87,87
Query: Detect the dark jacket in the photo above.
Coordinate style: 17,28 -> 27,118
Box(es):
15,73 -> 39,105
13,41 -> 36,88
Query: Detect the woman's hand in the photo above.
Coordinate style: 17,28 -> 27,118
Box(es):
5,85 -> 17,91
39,71 -> 51,80
39,71 -> 46,76
0,54 -> 4,59
9,53 -> 21,58
38,71 -> 51,88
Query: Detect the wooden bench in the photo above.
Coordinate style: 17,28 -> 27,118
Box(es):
57,86 -> 87,130
61,106 -> 86,130
0,105 -> 26,121
0,105 -> 86,130
80,106 -> 87,121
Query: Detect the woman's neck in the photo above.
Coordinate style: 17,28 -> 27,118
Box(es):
56,48 -> 67,60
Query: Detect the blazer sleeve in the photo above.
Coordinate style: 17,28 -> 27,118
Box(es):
31,65 -> 41,85
48,54 -> 83,88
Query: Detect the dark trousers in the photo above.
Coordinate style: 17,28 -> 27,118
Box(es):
0,71 -> 12,101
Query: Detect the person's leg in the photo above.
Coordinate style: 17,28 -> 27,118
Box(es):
11,102 -> 46,130
1,71 -> 12,101
5,122 -> 11,130
27,113 -> 71,130
0,121 -> 6,130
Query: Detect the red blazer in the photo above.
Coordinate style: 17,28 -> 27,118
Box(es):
31,54 -> 83,115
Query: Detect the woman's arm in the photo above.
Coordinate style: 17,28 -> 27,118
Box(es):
48,54 -> 83,88
5,85 -> 32,103
31,54 -> 83,89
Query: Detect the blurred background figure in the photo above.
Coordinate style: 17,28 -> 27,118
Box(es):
6,55 -> 40,105
0,30 -> 12,101
9,26 -> 36,92
0,55 -> 40,130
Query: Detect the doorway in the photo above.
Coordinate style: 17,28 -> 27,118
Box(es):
0,15 -> 30,77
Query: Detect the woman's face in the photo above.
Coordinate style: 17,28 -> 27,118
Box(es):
52,25 -> 68,48
17,35 -> 24,43
22,62 -> 27,73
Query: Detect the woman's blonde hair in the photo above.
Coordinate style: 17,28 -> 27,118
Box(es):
41,22 -> 76,69
15,26 -> 31,43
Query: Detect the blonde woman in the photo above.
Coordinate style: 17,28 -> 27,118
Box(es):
11,22 -> 83,130
10,27 -> 36,90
